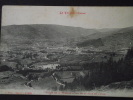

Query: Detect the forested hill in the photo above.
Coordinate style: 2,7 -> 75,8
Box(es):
1,24 -> 133,50
77,26 -> 133,50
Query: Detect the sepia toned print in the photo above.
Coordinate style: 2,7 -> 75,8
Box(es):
0,6 -> 133,97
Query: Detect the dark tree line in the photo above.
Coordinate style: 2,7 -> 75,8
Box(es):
66,47 -> 133,90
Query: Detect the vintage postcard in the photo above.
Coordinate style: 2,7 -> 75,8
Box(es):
0,6 -> 133,97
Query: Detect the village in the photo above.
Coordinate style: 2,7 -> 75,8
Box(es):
0,45 -> 127,90
0,46 -> 90,89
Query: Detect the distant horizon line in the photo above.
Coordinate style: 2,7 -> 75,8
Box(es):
1,24 -> 133,30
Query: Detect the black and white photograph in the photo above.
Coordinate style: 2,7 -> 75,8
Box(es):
0,6 -> 133,97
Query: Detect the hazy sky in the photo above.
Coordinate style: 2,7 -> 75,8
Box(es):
2,6 -> 133,29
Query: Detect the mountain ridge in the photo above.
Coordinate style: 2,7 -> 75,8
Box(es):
1,24 -> 133,50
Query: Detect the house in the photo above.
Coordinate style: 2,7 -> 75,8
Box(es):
33,63 -> 60,70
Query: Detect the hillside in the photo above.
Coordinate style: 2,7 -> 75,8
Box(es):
1,24 -> 98,45
77,38 -> 104,47
1,24 -> 133,50
77,26 -> 133,50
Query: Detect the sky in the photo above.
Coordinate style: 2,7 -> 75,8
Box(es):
2,6 -> 133,29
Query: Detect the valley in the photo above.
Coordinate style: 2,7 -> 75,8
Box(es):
0,24 -> 133,91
